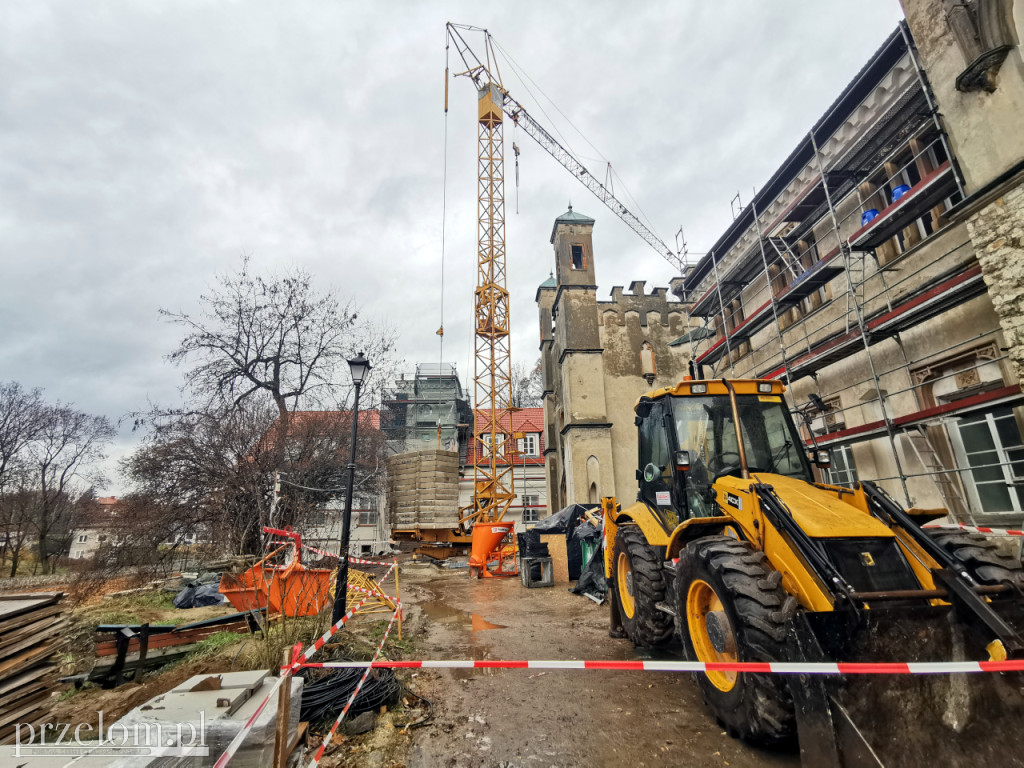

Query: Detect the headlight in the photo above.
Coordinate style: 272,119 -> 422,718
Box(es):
690,383 -> 707,394
758,382 -> 773,393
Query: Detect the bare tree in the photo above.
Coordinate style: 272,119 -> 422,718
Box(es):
511,359 -> 544,409
122,398 -> 390,555
29,404 -> 115,573
0,382 -> 45,492
122,398 -> 278,555
161,258 -> 397,463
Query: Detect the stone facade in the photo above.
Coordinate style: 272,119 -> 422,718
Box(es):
967,184 -> 1024,382
902,0 -> 1024,383
537,208 -> 693,512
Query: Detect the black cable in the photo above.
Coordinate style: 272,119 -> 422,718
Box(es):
398,682 -> 434,730
299,661 -> 400,726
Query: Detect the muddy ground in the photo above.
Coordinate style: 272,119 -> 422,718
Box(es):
396,564 -> 798,768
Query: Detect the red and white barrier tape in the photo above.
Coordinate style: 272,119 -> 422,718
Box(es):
348,582 -> 402,605
298,596 -> 372,663
925,522 -> 1024,538
213,672 -> 290,768
297,658 -> 1024,675
307,608 -> 401,768
213,598 -> 372,768
301,543 -> 396,566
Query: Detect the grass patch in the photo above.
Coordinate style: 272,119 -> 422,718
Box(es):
126,591 -> 177,611
187,631 -> 248,660
93,611 -> 142,626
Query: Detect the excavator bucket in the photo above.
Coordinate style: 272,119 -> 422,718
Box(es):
788,603 -> 1024,767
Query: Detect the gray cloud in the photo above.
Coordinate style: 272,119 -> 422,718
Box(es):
0,0 -> 905,492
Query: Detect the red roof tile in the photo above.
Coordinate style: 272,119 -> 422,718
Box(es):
467,407 -> 545,466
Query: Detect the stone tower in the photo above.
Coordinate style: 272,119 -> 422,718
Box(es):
538,207 -> 691,513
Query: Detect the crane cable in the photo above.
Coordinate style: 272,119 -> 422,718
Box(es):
491,38 -> 661,239
439,35 -> 450,373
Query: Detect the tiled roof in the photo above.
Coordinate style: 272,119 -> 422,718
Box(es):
467,407 -> 545,466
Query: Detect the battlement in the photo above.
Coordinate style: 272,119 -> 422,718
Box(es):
599,281 -> 686,328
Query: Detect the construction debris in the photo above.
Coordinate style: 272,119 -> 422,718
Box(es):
0,592 -> 66,744
90,610 -> 261,687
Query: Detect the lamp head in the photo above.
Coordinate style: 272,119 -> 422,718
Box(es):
348,352 -> 371,385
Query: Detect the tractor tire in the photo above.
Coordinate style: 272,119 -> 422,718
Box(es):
928,528 -> 1024,588
612,524 -> 673,648
674,535 -> 797,746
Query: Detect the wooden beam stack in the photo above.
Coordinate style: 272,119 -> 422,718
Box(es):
0,592 -> 66,744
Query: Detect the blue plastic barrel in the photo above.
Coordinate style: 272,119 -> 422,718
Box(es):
891,184 -> 911,203
861,209 -> 880,227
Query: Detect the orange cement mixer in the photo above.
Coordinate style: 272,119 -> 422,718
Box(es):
468,521 -> 518,578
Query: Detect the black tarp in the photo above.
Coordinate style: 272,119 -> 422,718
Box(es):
173,582 -> 227,609
570,535 -> 607,602
532,504 -> 599,580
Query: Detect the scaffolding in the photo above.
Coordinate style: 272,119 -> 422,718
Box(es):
381,363 -> 473,461
682,24 -> 1024,527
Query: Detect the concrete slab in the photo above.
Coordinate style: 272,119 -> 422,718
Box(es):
169,670 -> 267,695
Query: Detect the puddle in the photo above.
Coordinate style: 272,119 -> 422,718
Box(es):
471,614 -> 506,632
421,600 -> 470,624
419,600 -> 506,632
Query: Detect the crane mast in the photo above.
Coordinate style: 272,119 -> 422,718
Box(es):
448,25 -> 516,525
446,22 -> 682,531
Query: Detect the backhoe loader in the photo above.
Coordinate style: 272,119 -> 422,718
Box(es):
603,377 -> 1024,767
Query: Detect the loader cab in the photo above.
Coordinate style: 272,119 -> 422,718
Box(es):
636,380 -> 814,524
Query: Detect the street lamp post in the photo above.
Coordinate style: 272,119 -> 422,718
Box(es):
332,352 -> 371,625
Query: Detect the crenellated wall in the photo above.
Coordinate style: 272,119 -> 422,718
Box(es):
538,220 -> 695,513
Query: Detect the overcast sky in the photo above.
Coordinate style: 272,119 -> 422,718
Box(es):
0,1 -> 906,493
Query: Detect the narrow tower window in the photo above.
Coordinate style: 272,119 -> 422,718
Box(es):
640,341 -> 656,385
571,244 -> 585,270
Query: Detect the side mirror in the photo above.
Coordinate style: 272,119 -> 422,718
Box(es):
811,449 -> 831,468
675,450 -> 691,472
643,463 -> 663,483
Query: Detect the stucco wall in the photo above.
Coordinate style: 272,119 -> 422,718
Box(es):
902,0 -> 1024,191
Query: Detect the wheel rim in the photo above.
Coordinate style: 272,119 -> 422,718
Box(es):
617,551 -> 635,619
687,579 -> 737,692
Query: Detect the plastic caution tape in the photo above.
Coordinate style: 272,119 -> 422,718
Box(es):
301,543 -> 396,566
212,598 -> 371,768
296,658 -> 1024,675
212,673 -> 290,768
925,522 -> 1024,538
307,607 -> 401,768
298,595 -> 372,662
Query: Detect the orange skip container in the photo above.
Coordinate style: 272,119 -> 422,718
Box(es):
218,564 -> 271,612
267,559 -> 333,617
218,527 -> 333,617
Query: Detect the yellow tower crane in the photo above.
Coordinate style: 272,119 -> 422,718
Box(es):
444,23 -> 682,573
447,25 -> 517,536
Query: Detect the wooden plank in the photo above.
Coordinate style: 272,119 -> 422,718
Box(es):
95,620 -> 251,656
0,603 -> 63,637
0,708 -> 51,745
0,643 -> 59,681
0,619 -> 66,666
0,673 -> 55,711
0,688 -> 51,730
0,664 -> 54,698
0,615 -> 67,657
0,593 -> 61,622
